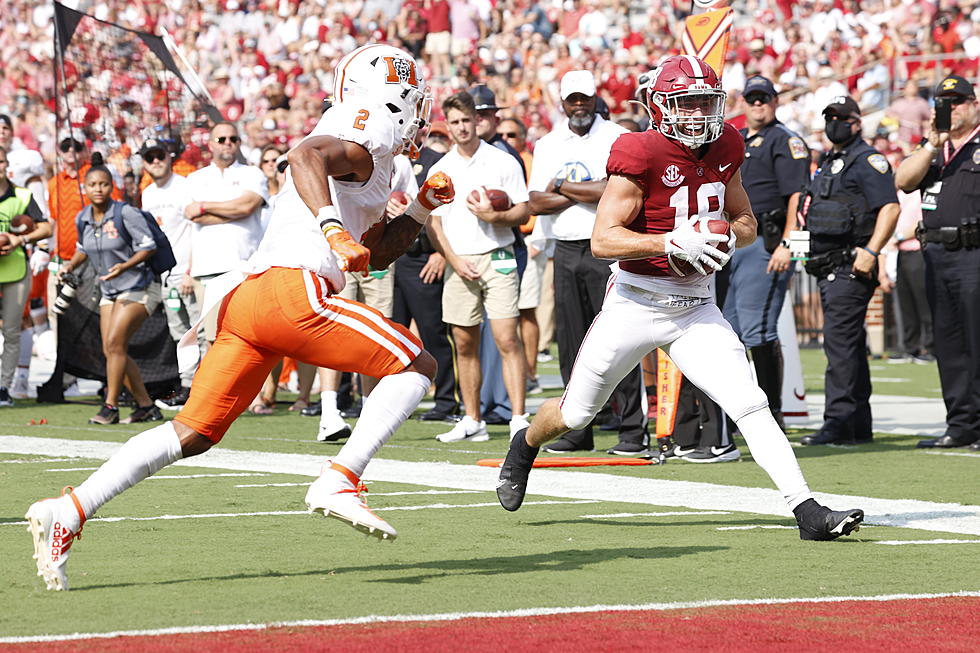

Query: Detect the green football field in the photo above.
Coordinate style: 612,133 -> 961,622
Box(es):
1,349 -> 977,643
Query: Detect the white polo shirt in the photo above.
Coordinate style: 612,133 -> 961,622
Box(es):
142,173 -> 193,276
528,116 -> 626,241
429,140 -> 528,256
185,161 -> 268,277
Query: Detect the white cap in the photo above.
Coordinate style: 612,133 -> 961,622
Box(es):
560,70 -> 596,100
6,149 -> 45,187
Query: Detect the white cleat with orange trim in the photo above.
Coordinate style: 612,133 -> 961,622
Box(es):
305,463 -> 397,540
25,487 -> 87,591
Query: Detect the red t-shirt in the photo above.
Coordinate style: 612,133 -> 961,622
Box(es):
426,0 -> 451,33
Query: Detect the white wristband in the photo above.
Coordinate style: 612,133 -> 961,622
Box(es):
404,198 -> 431,225
923,141 -> 937,153
317,205 -> 341,231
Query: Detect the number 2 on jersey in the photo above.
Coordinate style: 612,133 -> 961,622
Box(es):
668,182 -> 726,229
353,109 -> 370,130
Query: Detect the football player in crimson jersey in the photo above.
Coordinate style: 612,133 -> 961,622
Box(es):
25,45 -> 456,590
498,55 -> 865,542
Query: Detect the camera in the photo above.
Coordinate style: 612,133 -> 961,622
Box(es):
935,96 -> 952,132
52,272 -> 81,316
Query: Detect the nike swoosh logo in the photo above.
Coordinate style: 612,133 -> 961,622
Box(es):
511,484 -> 519,490
669,239 -> 682,249
711,446 -> 731,455
794,388 -> 805,400
719,163 -> 733,172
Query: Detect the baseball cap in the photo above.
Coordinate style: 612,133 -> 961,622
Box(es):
742,75 -> 777,98
139,138 -> 168,158
428,120 -> 450,138
935,75 -> 976,98
822,95 -> 861,119
560,70 -> 596,100
468,85 -> 500,111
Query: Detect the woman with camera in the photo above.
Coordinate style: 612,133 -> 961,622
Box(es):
57,155 -> 163,425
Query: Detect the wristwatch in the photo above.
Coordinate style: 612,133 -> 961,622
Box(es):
780,238 -> 791,249
553,177 -> 565,194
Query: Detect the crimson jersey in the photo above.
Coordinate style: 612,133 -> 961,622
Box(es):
606,122 -> 744,278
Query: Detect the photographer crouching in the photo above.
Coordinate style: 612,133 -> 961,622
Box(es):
57,154 -> 163,425
895,76 -> 980,450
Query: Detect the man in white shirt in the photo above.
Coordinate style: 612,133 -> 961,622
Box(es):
427,91 -> 531,442
528,70 -> 647,455
183,121 -> 268,342
140,137 -> 199,409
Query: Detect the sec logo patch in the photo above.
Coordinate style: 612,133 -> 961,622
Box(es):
662,164 -> 685,187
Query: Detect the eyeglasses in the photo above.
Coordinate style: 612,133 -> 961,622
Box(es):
213,135 -> 240,144
261,157 -> 279,164
498,132 -> 520,138
142,151 -> 167,163
744,94 -> 772,105
59,141 -> 83,153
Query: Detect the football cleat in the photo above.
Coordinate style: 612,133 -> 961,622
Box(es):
795,498 -> 864,541
436,416 -> 488,443
25,487 -> 86,591
317,411 -> 352,442
305,464 -> 396,540
496,427 -> 539,512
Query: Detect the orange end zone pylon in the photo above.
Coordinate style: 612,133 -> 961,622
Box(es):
477,458 -> 653,468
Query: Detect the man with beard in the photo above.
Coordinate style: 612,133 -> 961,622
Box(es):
526,70 -> 647,455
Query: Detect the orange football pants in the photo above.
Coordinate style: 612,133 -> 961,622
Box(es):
176,267 -> 423,443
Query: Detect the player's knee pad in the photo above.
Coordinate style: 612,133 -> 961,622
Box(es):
559,402 -> 595,432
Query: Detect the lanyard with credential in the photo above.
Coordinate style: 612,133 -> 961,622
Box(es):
941,122 -> 980,169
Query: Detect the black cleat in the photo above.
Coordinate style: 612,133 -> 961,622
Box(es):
794,499 -> 864,541
496,427 -> 539,512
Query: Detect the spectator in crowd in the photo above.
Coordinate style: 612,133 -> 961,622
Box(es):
886,79 -> 932,151
895,75 -> 980,451
422,0 -> 452,81
886,187 -> 933,365
799,96 -> 899,447
527,70 -> 646,455
426,91 -> 530,443
183,121 -> 267,343
140,137 -> 198,412
59,155 -> 163,425
0,146 -> 50,406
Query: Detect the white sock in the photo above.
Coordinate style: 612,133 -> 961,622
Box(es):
334,371 -> 429,477
320,390 -> 338,413
18,329 -> 33,367
71,422 -> 184,526
735,407 -> 813,510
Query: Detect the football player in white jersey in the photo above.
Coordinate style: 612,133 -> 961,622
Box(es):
24,44 -> 455,591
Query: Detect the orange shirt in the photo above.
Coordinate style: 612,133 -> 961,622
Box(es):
47,164 -> 123,260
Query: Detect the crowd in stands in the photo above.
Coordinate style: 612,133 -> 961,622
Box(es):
2,0 -> 980,183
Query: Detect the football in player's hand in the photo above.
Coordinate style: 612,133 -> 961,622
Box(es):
10,215 -> 34,235
667,219 -> 732,277
468,186 -> 513,211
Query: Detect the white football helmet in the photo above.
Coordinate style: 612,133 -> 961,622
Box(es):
333,44 -> 431,159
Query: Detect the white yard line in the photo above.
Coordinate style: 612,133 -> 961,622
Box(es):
875,539 -> 980,545
582,511 -> 731,519
922,450 -> 980,459
2,435 -> 979,535
2,591 -> 978,644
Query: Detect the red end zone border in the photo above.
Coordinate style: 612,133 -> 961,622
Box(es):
6,595 -> 978,652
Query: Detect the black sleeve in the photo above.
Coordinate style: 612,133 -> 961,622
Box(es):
914,160 -> 942,192
24,197 -> 45,222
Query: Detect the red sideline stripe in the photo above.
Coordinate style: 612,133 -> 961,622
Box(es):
12,597 -> 978,653
477,457 -> 653,468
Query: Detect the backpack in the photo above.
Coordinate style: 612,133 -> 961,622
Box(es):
76,201 -> 177,276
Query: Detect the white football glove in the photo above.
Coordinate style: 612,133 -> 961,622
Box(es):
664,226 -> 730,274
30,248 -> 50,276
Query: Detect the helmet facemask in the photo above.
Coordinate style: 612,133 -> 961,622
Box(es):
649,86 -> 726,148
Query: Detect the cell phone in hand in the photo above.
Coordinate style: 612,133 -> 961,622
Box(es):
935,97 -> 952,132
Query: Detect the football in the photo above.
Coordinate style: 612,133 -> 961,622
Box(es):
467,186 -> 513,211
667,219 -> 732,277
10,214 -> 34,235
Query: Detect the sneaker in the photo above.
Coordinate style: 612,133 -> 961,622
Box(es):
887,353 -> 914,364
537,350 -> 553,363
682,443 -> 741,463
121,404 -> 163,424
496,427 -> 539,512
88,404 -> 119,425
509,413 -> 531,440
11,369 -> 30,399
155,387 -> 190,411
317,411 -> 352,442
305,464 -> 396,540
300,401 -> 322,417
543,438 -> 593,453
340,399 -> 362,419
606,441 -> 651,456
25,487 -> 86,591
663,444 -> 697,460
0,387 -> 13,407
794,498 -> 864,541
913,353 -> 936,365
526,378 -> 543,395
436,415 -> 489,442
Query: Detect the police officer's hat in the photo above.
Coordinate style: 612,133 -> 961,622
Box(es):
822,95 -> 861,120
935,75 -> 976,98
742,75 -> 777,99
468,85 -> 503,111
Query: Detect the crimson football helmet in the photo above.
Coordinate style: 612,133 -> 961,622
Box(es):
333,44 -> 432,159
644,55 -> 726,148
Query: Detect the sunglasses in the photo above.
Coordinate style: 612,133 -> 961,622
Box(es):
142,151 -> 168,163
499,131 -> 520,138
744,94 -> 772,105
213,135 -> 240,144
59,141 -> 84,153
261,157 -> 279,164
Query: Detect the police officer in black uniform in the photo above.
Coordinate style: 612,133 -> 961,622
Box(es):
724,75 -> 811,431
895,75 -> 980,450
799,96 -> 900,446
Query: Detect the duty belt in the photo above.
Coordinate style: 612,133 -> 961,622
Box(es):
916,219 -> 980,251
803,248 -> 855,279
